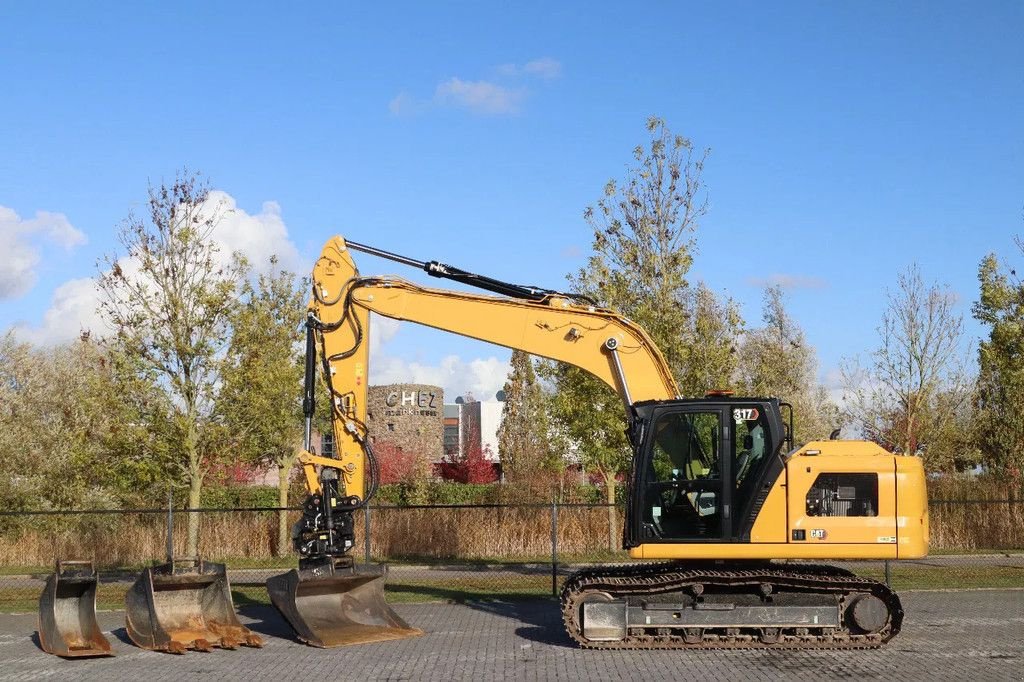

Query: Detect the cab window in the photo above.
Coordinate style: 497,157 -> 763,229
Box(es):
650,412 -> 721,483
644,411 -> 724,540
732,406 -> 770,489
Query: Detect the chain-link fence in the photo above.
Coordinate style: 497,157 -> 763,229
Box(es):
1,498 -> 1022,613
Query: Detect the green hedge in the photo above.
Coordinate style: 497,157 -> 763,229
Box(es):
200,485 -> 280,509
198,481 -> 628,508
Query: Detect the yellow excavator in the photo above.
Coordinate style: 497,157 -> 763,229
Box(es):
265,235 -> 928,650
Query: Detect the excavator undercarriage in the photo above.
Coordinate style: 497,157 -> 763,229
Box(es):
562,562 -> 901,649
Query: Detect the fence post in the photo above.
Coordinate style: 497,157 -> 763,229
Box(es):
364,504 -> 372,564
166,487 -> 174,562
884,559 -> 891,587
551,500 -> 559,598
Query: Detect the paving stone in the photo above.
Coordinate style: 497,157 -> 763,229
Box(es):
2,590 -> 1022,681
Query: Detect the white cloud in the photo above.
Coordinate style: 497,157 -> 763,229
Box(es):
388,92 -> 421,117
0,206 -> 86,300
434,78 -> 524,116
746,273 -> 828,290
823,366 -> 847,406
497,57 -> 563,80
524,57 -> 563,79
202,191 -> 300,272
13,191 -> 300,346
370,353 -> 510,403
369,313 -> 402,354
13,277 -> 106,346
560,244 -> 582,259
390,57 -> 560,117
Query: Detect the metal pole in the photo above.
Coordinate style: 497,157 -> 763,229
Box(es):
604,338 -> 633,413
166,487 -> 174,562
884,559 -> 891,587
302,315 -> 317,452
346,239 -> 426,269
364,504 -> 372,564
551,500 -> 559,598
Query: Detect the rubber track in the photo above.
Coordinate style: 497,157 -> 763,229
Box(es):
560,562 -> 903,650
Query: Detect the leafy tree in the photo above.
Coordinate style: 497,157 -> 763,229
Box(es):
97,171 -> 247,556
841,264 -> 967,469
546,117 -> 740,547
679,284 -> 743,396
218,261 -> 304,556
737,286 -> 839,443
0,333 -> 167,510
973,244 -> 1024,478
541,365 -> 626,550
576,116 -> 710,384
497,350 -> 553,491
375,440 -> 433,486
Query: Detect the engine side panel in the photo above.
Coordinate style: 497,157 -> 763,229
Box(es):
787,450 -> 898,548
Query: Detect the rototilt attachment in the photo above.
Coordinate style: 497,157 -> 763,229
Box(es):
37,560 -> 113,658
125,557 -> 263,654
267,559 -> 422,647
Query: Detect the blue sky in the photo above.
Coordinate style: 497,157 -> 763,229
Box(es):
1,1 -> 1022,400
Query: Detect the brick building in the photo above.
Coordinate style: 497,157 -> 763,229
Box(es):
366,384 -> 504,481
365,383 -> 444,461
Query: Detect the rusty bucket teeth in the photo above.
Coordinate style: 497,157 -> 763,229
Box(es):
37,560 -> 114,658
267,562 -> 422,648
125,558 -> 261,654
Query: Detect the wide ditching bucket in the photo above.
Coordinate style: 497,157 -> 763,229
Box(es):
267,561 -> 421,647
37,560 -> 113,658
125,558 -> 263,654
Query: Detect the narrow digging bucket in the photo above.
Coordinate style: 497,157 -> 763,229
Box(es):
267,562 -> 422,647
37,560 -> 113,658
125,558 -> 263,654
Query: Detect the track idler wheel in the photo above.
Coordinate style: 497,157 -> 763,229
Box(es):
848,594 -> 889,634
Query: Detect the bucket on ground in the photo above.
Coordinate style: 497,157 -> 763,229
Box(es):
37,560 -> 114,658
125,557 -> 263,654
267,560 -> 422,647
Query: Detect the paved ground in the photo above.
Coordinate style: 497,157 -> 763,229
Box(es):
3,590 -> 1023,681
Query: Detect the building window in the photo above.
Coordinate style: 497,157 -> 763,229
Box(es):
443,424 -> 460,456
387,423 -> 395,432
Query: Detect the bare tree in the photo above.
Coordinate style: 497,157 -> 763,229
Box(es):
842,264 -> 967,465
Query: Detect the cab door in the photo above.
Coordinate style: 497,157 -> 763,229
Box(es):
633,406 -> 732,543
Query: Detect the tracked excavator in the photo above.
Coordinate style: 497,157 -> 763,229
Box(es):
266,235 -> 928,650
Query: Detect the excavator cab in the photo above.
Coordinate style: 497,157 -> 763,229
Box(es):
629,398 -> 787,545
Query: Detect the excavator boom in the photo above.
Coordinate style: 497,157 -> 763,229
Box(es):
269,235 -> 680,648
